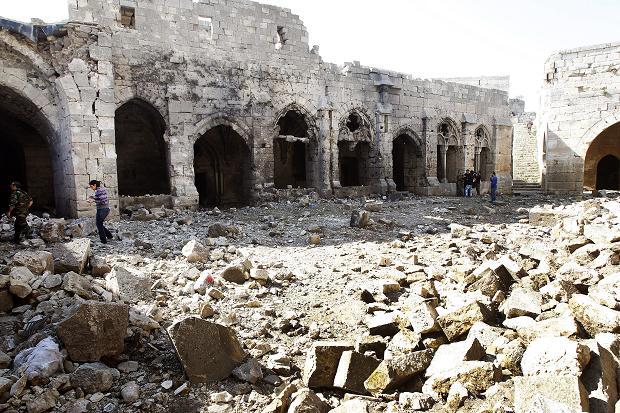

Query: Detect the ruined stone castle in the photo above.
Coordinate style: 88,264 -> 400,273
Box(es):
539,42 -> 620,194
0,0 -> 512,218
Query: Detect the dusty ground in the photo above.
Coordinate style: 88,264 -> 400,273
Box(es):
1,191 -> 601,413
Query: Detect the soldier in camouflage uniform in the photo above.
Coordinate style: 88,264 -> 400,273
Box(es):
7,181 -> 33,244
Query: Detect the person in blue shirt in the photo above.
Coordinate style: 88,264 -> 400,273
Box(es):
490,172 -> 498,203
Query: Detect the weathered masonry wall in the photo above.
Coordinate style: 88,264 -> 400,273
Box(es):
510,98 -> 539,183
539,42 -> 620,193
0,0 -> 512,217
436,76 -> 510,94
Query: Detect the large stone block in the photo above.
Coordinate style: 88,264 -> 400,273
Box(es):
333,351 -> 381,394
364,349 -> 434,395
303,341 -> 354,389
167,317 -> 246,383
57,301 -> 128,362
424,360 -> 501,395
514,376 -> 589,413
569,294 -> 620,336
12,250 -> 54,275
105,266 -> 152,302
52,238 -> 91,274
521,337 -> 590,376
437,301 -> 493,341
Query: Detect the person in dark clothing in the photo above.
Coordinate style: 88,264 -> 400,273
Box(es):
7,181 -> 33,244
88,180 -> 113,243
490,172 -> 498,202
464,170 -> 473,197
474,172 -> 481,196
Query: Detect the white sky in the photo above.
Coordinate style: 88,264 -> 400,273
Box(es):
2,0 -> 619,112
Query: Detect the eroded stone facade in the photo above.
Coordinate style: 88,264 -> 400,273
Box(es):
0,0 -> 512,217
510,98 -> 538,184
540,42 -> 620,193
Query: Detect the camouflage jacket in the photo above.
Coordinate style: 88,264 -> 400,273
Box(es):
9,189 -> 32,217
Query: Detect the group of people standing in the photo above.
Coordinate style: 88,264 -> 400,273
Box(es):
461,170 -> 498,202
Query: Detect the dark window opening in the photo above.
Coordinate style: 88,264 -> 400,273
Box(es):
277,110 -> 308,138
120,6 -> 135,29
346,113 -> 361,132
275,26 -> 287,49
597,155 -> 620,190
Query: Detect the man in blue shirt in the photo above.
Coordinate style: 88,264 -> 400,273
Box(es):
490,172 -> 498,203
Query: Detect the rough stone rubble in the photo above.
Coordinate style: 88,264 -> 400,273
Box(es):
0,192 -> 619,412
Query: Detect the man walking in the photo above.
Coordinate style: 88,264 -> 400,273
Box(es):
464,170 -> 473,197
7,181 -> 33,244
490,172 -> 498,203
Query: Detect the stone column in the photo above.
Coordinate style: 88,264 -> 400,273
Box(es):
316,104 -> 333,194
440,145 -> 448,183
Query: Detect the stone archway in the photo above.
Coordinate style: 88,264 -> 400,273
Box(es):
115,99 -> 170,196
392,133 -> 423,191
194,125 -> 251,207
583,121 -> 620,190
273,108 -> 318,189
0,85 -> 56,214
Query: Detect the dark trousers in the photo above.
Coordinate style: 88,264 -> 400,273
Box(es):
13,215 -> 29,243
490,187 -> 497,202
96,208 -> 113,243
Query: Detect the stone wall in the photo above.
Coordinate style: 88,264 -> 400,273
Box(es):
510,98 -> 539,183
0,0 -> 513,217
539,42 -> 620,193
436,76 -> 510,94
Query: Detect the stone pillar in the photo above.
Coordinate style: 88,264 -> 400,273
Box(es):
474,147 -> 482,172
316,99 -> 333,194
55,28 -> 118,218
440,145 -> 448,183
493,118 -> 514,194
168,136 -> 199,209
370,72 -> 399,194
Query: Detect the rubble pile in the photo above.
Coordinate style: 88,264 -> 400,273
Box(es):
0,194 -> 619,412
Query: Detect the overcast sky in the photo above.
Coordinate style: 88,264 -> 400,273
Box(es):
2,0 -> 619,111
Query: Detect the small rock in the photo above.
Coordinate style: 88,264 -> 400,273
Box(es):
70,362 -> 114,394
121,381 -> 140,403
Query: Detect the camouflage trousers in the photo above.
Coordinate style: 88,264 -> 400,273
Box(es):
13,215 -> 30,243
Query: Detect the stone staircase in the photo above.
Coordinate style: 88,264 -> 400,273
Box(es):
512,180 -> 543,196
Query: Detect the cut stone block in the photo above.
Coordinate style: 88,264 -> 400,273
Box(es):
437,301 -> 493,341
514,376 -> 589,413
303,341 -> 354,389
569,294 -> 620,336
52,238 -> 91,274
57,301 -> 128,362
12,250 -> 54,275
167,317 -> 246,383
364,349 -> 434,395
333,351 -> 380,394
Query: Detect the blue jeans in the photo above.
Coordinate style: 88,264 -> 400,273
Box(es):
465,185 -> 472,197
490,187 -> 497,202
96,208 -> 112,242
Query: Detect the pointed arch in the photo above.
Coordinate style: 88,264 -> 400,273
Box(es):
115,98 -> 170,196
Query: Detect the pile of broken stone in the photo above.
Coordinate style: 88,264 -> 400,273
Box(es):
0,195 -> 619,413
